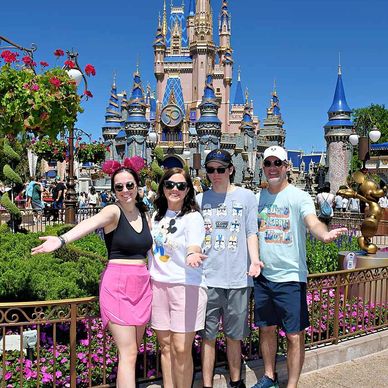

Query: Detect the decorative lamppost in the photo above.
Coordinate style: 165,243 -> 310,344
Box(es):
64,51 -> 89,224
349,114 -> 381,170
183,147 -> 191,167
147,128 -> 158,161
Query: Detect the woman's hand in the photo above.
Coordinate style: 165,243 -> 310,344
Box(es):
31,236 -> 63,255
186,252 -> 207,268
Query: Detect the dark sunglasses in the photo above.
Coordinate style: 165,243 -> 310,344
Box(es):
263,159 -> 284,168
205,166 -> 227,174
114,181 -> 136,192
163,180 -> 188,191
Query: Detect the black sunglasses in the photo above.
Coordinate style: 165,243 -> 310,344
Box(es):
263,159 -> 284,168
163,180 -> 188,191
114,181 -> 136,192
205,166 -> 227,174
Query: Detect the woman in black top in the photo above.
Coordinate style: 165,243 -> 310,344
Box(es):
32,167 -> 153,387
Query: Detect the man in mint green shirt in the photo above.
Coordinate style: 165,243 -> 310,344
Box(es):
252,146 -> 347,388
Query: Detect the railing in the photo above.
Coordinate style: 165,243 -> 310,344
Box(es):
0,206 -> 101,233
1,266 -> 387,387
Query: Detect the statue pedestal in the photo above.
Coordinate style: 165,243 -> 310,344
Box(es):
338,251 -> 388,305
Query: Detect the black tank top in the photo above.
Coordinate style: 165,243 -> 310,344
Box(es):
104,205 -> 153,260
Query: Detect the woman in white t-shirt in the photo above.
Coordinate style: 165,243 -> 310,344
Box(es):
150,168 -> 206,388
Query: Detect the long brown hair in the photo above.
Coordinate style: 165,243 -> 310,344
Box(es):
154,168 -> 200,221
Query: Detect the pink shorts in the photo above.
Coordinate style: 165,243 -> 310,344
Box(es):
151,280 -> 208,333
99,263 -> 152,328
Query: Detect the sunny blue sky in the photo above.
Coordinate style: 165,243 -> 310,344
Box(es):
2,0 -> 387,152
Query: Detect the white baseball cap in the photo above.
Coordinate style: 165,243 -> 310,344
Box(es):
263,146 -> 288,162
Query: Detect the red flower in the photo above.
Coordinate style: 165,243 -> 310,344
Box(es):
49,77 -> 61,88
53,149 -> 59,155
64,60 -> 75,69
54,49 -> 64,57
31,84 -> 40,91
40,61 -> 49,67
1,50 -> 18,63
84,90 -> 93,98
84,64 -> 96,76
22,56 -> 33,66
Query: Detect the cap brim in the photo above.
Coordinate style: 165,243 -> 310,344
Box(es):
204,159 -> 230,167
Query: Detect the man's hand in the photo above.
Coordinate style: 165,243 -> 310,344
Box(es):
322,227 -> 348,243
248,260 -> 264,277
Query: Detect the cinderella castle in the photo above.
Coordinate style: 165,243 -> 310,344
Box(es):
99,0 -> 376,192
101,0 -> 286,184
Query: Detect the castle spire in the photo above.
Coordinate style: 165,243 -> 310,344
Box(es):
104,75 -> 123,128
162,0 -> 168,36
188,0 -> 195,16
327,63 -> 351,114
233,67 -> 244,105
219,0 -> 231,34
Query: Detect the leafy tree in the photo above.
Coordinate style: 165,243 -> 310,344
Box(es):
352,104 -> 388,143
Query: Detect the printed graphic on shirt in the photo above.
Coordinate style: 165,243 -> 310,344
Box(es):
214,234 -> 225,251
258,204 -> 292,245
203,204 -> 212,217
230,219 -> 240,233
232,202 -> 243,217
204,218 -> 213,234
215,221 -> 229,229
228,235 -> 238,251
153,218 -> 180,262
216,203 -> 227,216
204,234 -> 212,251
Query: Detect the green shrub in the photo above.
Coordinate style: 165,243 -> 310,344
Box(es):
306,232 -> 360,274
0,226 -> 106,302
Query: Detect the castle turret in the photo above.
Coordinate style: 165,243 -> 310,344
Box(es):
102,76 -> 124,159
124,69 -> 150,158
187,0 -> 196,44
324,64 -> 353,193
196,74 -> 222,148
190,0 -> 216,103
218,0 -> 233,130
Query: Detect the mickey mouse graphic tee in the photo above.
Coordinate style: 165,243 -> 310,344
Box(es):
197,187 -> 258,288
150,210 -> 206,286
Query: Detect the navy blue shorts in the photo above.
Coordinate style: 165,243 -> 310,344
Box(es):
253,274 -> 309,333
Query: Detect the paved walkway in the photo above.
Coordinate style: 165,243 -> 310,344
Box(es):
296,348 -> 388,388
142,349 -> 388,388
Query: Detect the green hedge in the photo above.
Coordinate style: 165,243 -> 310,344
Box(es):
306,232 -> 360,274
0,225 -> 106,302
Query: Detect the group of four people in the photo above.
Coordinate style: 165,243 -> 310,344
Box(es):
32,146 -> 347,388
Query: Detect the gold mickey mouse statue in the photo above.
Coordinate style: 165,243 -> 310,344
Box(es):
337,171 -> 386,254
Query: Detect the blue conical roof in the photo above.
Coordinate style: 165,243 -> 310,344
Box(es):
240,104 -> 255,132
126,71 -> 149,124
197,74 -> 221,124
328,66 -> 351,113
104,78 -> 123,128
234,69 -> 244,105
